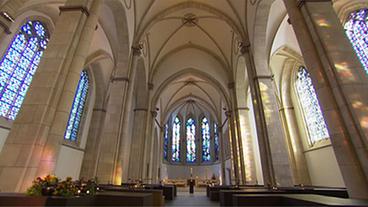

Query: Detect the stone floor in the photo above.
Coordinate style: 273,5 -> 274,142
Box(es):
165,190 -> 219,207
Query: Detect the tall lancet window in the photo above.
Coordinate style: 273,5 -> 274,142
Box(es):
172,116 -> 181,162
296,67 -> 329,145
186,118 -> 196,163
201,117 -> 211,162
0,20 -> 49,120
214,123 -> 219,161
64,70 -> 89,141
344,9 -> 368,73
163,123 -> 169,161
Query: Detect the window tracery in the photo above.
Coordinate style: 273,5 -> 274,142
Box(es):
296,66 -> 329,145
64,70 -> 89,141
0,20 -> 49,120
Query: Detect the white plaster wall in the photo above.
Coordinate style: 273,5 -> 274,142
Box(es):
304,146 -> 345,187
55,145 -> 84,180
164,164 -> 221,180
0,128 -> 10,153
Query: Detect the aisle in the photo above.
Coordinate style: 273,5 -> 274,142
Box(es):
165,191 -> 219,207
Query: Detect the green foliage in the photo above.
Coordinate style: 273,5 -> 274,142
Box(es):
26,175 -> 99,197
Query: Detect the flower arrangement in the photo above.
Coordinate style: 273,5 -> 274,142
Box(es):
26,175 -> 99,197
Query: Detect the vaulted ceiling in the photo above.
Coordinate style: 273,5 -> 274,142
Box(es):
122,0 -> 249,121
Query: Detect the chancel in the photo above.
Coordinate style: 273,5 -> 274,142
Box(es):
0,0 -> 367,206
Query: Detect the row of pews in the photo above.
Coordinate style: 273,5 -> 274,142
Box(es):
207,185 -> 368,206
0,183 -> 177,206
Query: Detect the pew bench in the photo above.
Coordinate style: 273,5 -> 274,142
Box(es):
232,194 -> 368,206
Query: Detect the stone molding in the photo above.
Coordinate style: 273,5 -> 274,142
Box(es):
111,76 -> 129,83
59,5 -> 90,17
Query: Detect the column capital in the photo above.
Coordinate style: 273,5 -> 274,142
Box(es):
111,76 -> 129,83
297,0 -> 332,8
254,75 -> 274,81
59,5 -> 90,16
0,12 -> 12,34
132,43 -> 143,56
228,82 -> 235,89
238,41 -> 251,55
225,110 -> 232,117
148,82 -> 154,90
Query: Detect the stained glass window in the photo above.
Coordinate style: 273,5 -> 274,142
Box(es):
201,117 -> 211,162
296,67 -> 329,145
344,9 -> 368,73
64,70 -> 89,141
0,20 -> 49,120
163,123 -> 169,161
172,116 -> 181,162
186,118 -> 196,163
214,123 -> 219,161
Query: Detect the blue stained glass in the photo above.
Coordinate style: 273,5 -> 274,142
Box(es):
345,9 -> 368,73
163,124 -> 169,161
0,20 -> 49,120
296,67 -> 329,145
201,117 -> 211,162
64,70 -> 89,141
186,118 -> 196,163
172,117 -> 181,162
214,123 -> 219,161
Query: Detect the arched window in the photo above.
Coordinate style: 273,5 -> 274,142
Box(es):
186,117 -> 196,163
64,70 -> 89,141
201,117 -> 211,162
344,8 -> 368,73
163,123 -> 169,161
0,20 -> 49,120
214,123 -> 219,161
296,66 -> 329,145
172,116 -> 181,162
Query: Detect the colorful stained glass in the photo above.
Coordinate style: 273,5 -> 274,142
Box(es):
296,67 -> 329,145
186,118 -> 196,163
214,123 -> 219,161
163,123 -> 169,161
201,117 -> 211,162
172,117 -> 181,162
345,9 -> 368,73
0,20 -> 49,120
64,71 -> 89,141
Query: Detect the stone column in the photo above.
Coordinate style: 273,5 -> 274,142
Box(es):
80,108 -> 106,179
241,45 -> 294,187
210,119 -> 216,163
95,77 -> 129,184
226,110 -> 241,185
0,0 -> 100,192
229,84 -> 246,184
236,107 -> 257,184
284,0 -> 368,198
36,0 -> 101,178
218,124 -> 227,184
197,116 -> 202,165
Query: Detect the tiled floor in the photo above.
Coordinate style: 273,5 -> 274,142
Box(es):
165,191 -> 219,207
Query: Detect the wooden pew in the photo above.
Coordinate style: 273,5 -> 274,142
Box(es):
232,194 -> 368,206
100,185 -> 164,206
219,188 -> 350,206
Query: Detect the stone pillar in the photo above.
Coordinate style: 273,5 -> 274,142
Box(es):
210,118 -> 216,163
226,110 -> 241,185
279,59 -> 311,185
284,0 -> 368,198
95,77 -> 129,184
197,116 -> 202,165
236,107 -> 257,184
229,84 -> 246,184
241,45 -> 294,187
218,124 -> 227,184
0,0 -> 100,192
80,108 -> 106,179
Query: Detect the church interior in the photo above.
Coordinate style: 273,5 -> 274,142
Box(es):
0,0 -> 368,206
